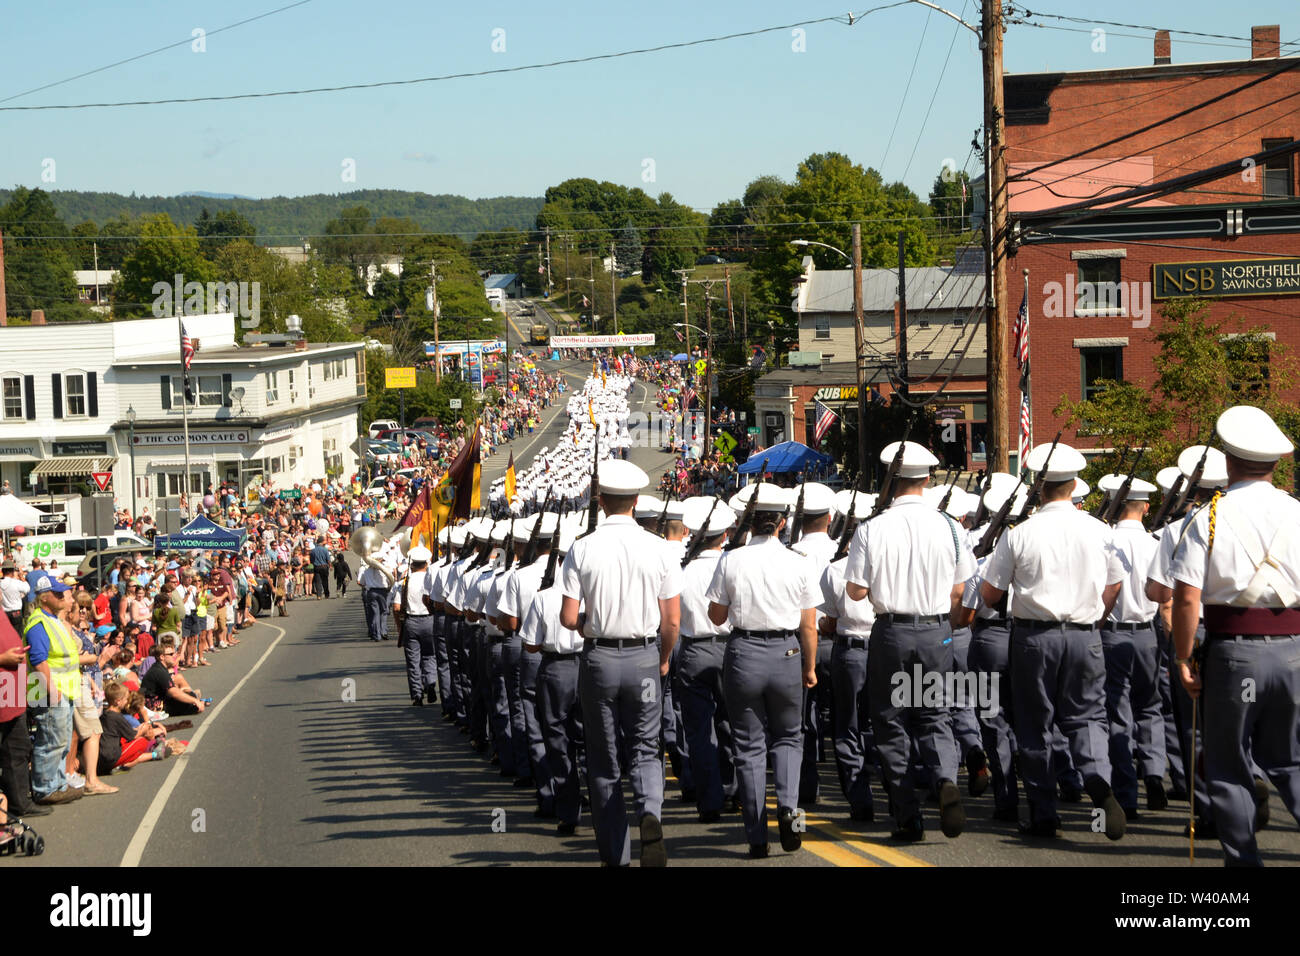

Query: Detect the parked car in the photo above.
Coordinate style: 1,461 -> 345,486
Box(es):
363,478 -> 391,498
696,254 -> 727,265
368,419 -> 400,439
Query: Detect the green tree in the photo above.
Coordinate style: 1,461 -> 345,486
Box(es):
114,214 -> 214,318
615,220 -> 643,277
0,186 -> 86,322
927,165 -> 972,234
195,207 -> 255,255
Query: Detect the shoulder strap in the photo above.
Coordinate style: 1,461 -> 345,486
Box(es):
940,512 -> 961,564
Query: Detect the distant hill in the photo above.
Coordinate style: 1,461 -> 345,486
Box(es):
0,188 -> 544,241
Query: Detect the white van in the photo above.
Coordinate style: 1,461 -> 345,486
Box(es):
13,531 -> 151,565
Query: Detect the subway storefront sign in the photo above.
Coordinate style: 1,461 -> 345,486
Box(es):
1153,258 -> 1300,299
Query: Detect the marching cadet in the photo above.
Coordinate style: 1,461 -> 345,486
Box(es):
429,527 -> 458,721
845,441 -> 974,841
980,441 -> 1128,841
466,521 -> 515,775
1097,474 -> 1165,821
793,483 -> 837,806
522,524 -> 587,834
1149,465 -> 1190,802
500,513 -> 562,816
487,518 -> 536,791
820,501 -> 878,822
448,519 -> 491,752
559,459 -> 682,867
359,546 -> 392,643
656,499 -> 694,803
676,498 -> 738,823
1169,405 -> 1300,866
706,482 -> 821,858
434,524 -> 471,728
390,545 -> 436,706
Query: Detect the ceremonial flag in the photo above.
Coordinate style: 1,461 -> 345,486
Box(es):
581,295 -> 589,308
1014,288 -> 1033,467
813,400 -> 838,443
504,451 -> 517,502
674,329 -> 684,343
587,399 -> 596,427
400,424 -> 482,538
601,369 -> 607,389
179,320 -> 196,403
683,386 -> 696,408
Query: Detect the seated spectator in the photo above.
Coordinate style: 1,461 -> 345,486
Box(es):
98,682 -> 172,773
139,638 -> 206,716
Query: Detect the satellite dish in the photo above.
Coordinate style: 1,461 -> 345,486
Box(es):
229,386 -> 246,401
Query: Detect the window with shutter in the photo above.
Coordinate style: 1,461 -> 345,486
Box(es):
161,375 -> 172,410
51,374 -> 63,419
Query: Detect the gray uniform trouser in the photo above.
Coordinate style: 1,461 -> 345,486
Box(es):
969,619 -> 1019,811
502,634 -> 531,777
540,652 -> 584,824
724,631 -> 804,846
830,635 -> 875,813
579,640 -> 664,866
1154,617 -> 1187,791
1011,621 -> 1111,823
676,637 -> 737,814
520,649 -> 553,805
799,637 -> 833,802
1203,634 -> 1300,867
446,615 -> 469,724
868,618 -> 957,825
662,640 -> 693,791
483,633 -> 515,775
400,614 -> 437,703
466,623 -> 488,741
432,610 -> 456,718
949,626 -> 983,760
1101,622 -> 1166,810
1169,623 -> 1210,817
363,587 -> 389,641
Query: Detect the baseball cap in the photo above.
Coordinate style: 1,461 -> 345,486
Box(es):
33,573 -> 70,595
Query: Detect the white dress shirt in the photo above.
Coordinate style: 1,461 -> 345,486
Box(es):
560,515 -> 682,639
520,586 -> 583,654
1108,519 -> 1160,623
0,576 -> 29,613
792,530 -> 836,571
984,501 -> 1124,623
961,554 -> 1015,621
358,564 -> 389,590
444,557 -> 477,612
1145,510 -> 1202,590
844,496 -> 976,615
500,560 -> 545,624
819,558 -> 875,637
705,535 -> 820,632
389,568 -> 434,616
680,550 -> 730,639
1170,480 -> 1300,607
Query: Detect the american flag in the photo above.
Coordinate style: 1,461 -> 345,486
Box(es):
813,400 -> 838,443
581,295 -> 589,308
1013,291 -> 1032,466
683,386 -> 697,408
1012,292 -> 1029,372
180,321 -> 195,370
674,329 -> 684,342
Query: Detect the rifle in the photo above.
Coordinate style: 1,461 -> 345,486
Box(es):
681,497 -> 722,568
494,520 -> 516,576
578,438 -> 600,539
1102,447 -> 1146,525
539,501 -> 569,591
970,470 -> 990,529
831,487 -> 860,562
867,417 -> 914,520
975,431 -> 1061,559
1012,429 -> 1064,523
1148,472 -> 1186,531
1166,440 -> 1213,526
786,471 -> 808,550
521,491 -> 552,567
725,458 -> 767,551
937,464 -> 959,514
655,490 -> 674,538
1092,444 -> 1130,518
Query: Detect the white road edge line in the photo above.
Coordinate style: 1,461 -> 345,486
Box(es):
119,620 -> 288,867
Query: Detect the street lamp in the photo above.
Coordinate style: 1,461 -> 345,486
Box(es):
674,322 -> 714,457
126,405 -> 137,522
790,238 -> 851,262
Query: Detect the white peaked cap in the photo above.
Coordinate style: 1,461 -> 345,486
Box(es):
634,494 -> 663,519
797,482 -> 837,516
748,482 -> 792,512
1216,405 -> 1294,462
598,459 -> 650,494
1024,441 -> 1087,482
682,498 -> 736,535
1154,466 -> 1182,494
1072,477 -> 1090,501
981,473 -> 1025,512
879,441 -> 939,479
1177,445 -> 1229,488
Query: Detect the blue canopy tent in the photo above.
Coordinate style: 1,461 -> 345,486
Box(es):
736,440 -> 834,476
671,353 -> 690,361
153,514 -> 247,553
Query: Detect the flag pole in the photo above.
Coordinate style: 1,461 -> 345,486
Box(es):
1023,269 -> 1032,459
180,318 -> 193,519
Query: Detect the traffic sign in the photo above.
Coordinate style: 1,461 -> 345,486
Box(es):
280,488 -> 302,500
746,426 -> 760,435
91,472 -> 112,492
385,367 -> 417,389
694,359 -> 708,376
449,398 -> 463,409
713,431 -> 737,459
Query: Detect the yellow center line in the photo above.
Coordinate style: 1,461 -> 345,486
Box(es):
765,798 -> 933,867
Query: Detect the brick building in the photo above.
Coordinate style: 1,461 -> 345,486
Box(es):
1003,24 -> 1300,459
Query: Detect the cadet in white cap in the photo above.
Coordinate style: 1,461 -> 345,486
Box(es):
981,440 -> 1128,841
1098,474 -> 1165,820
706,482 -> 821,857
845,440 -> 974,841
486,518 -> 535,790
1169,406 -> 1300,865
653,497 -> 694,803
559,458 -> 682,867
675,498 -> 739,822
434,524 -> 472,728
791,481 -> 838,806
390,544 -> 437,706
466,521 -> 516,773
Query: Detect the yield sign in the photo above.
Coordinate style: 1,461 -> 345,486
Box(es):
91,472 -> 113,492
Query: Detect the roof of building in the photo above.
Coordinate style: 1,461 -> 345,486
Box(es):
796,256 -> 986,314
73,270 -> 118,285
757,355 -> 986,389
484,273 -> 518,290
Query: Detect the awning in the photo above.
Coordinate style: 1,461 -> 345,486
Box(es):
30,456 -> 116,477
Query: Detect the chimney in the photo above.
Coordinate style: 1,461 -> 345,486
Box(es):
31,309 -> 45,325
1154,30 -> 1171,65
1252,25 -> 1280,59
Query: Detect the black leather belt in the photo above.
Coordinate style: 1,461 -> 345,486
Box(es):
682,634 -> 724,644
835,635 -> 867,649
1013,618 -> 1096,631
587,636 -> 655,648
733,628 -> 795,640
976,617 -> 1010,628
877,613 -> 945,625
1107,621 -> 1151,631
542,650 -> 580,660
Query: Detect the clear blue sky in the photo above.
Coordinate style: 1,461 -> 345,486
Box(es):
1,0 -> 1295,216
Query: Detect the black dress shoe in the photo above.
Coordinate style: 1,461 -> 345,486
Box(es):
426,689 -> 438,705
411,698 -> 424,706
1185,817 -> 1217,839
557,821 -> 577,835
698,809 -> 721,824
441,713 -> 456,723
1167,786 -> 1190,803
937,780 -> 965,838
991,806 -> 1020,823
1058,782 -> 1084,803
668,752 -> 683,780
1123,806 -> 1141,822
13,804 -> 51,818
1019,818 -> 1063,839
458,725 -> 471,735
1254,777 -> 1270,830
1145,776 -> 1168,811
778,806 -> 802,852
534,804 -> 557,819
639,813 -> 667,867
891,817 -> 925,842
748,842 -> 769,859
849,805 -> 874,823
966,748 -> 990,797
1084,778 -> 1126,841
470,739 -> 489,754
489,753 -> 501,766
513,776 -> 535,789
724,795 -> 741,814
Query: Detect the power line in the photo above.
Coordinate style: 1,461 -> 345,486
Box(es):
878,5 -> 932,172
0,0 -> 316,105
1007,5 -> 1300,50
0,8 -> 905,112
900,0 -> 969,182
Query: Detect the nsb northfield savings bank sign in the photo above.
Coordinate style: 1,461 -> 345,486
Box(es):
1153,258 -> 1300,299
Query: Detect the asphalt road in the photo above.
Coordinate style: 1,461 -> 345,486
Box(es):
15,357 -> 1300,867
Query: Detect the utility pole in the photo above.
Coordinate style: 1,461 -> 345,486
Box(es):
610,241 -> 618,334
544,227 -> 552,299
982,0 -> 1009,472
428,260 -> 447,383
897,230 -> 910,399
588,256 -> 597,331
703,282 -> 714,459
674,268 -> 691,355
742,293 -> 748,355
724,267 -> 735,337
852,223 -> 869,490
